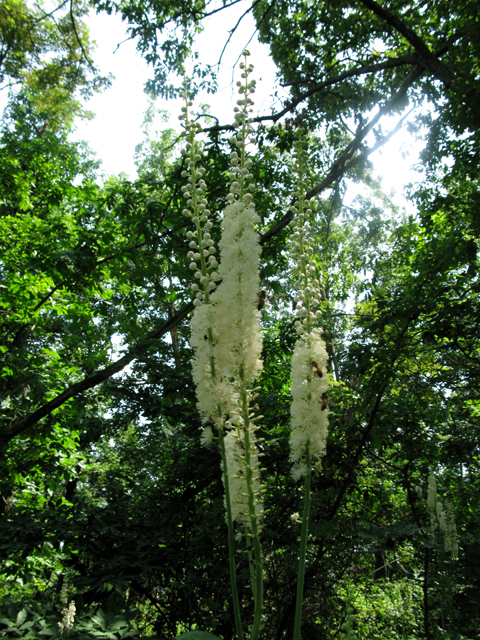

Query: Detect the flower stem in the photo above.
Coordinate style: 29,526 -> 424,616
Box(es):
219,428 -> 244,640
240,379 -> 263,640
293,449 -> 312,640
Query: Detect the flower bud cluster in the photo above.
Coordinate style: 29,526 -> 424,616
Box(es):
288,133 -> 323,344
179,91 -> 219,308
340,589 -> 357,640
227,51 -> 257,207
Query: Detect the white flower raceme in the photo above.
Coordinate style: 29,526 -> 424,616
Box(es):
210,201 -> 263,385
190,302 -> 235,426
190,200 -> 262,425
444,519 -> 458,556
427,473 -> 437,512
438,506 -> 447,533
191,199 -> 265,524
290,337 -> 329,475
58,601 -> 76,634
436,500 -> 444,522
444,501 -> 458,556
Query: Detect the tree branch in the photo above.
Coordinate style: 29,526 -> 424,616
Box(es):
326,383 -> 388,522
201,0 -> 245,20
0,300 -> 193,444
203,55 -> 418,135
4,283 -> 63,353
217,0 -> 262,67
69,0 -> 96,72
357,0 -> 455,87
34,0 -> 70,23
261,65 -> 423,244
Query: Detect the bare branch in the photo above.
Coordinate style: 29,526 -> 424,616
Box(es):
33,0 -> 70,23
112,34 -> 136,55
0,300 -> 194,444
217,0 -> 262,67
69,0 -> 96,72
201,0 -> 245,20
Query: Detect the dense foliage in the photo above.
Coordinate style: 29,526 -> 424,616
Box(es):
1,0 -> 479,639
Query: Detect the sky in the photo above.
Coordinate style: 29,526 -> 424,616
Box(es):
73,6 -> 281,179
72,5 -> 422,207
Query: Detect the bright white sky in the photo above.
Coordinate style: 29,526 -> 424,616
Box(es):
73,6 -> 281,178
73,5 -> 421,206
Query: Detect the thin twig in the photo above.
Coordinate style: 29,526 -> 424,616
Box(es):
217,0 -> 262,67
69,0 -> 96,71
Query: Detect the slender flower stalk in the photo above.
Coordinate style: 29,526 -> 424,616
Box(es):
185,53 -> 264,639
289,129 -> 329,640
180,86 -> 243,640
293,448 -> 311,640
211,52 -> 264,639
219,428 -> 244,640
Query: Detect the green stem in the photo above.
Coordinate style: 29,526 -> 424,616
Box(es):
293,449 -> 312,640
440,545 -> 445,634
245,535 -> 256,594
219,428 -> 244,640
240,381 -> 263,640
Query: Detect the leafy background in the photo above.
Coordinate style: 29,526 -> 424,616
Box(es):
1,0 -> 479,638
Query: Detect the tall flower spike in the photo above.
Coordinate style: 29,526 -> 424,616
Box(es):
426,474 -> 458,557
210,52 -> 264,639
209,53 -> 262,388
289,129 -> 329,480
182,83 -> 230,430
211,52 -> 264,528
185,57 -> 264,640
291,131 -> 329,640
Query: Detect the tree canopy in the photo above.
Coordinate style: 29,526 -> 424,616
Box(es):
1,0 -> 479,639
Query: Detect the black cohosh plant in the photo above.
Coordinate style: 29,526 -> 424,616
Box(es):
180,52 -> 330,640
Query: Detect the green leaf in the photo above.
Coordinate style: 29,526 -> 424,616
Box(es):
176,633 -> 223,640
16,608 -> 27,627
